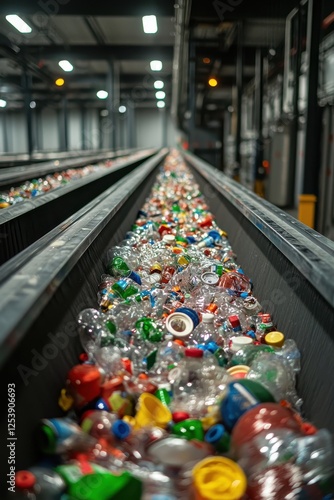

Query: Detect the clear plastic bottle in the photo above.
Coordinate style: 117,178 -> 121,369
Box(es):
149,334 -> 184,383
191,313 -> 219,345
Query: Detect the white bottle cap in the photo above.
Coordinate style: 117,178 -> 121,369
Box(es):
163,234 -> 175,243
166,312 -> 194,338
230,336 -> 253,352
201,313 -> 215,323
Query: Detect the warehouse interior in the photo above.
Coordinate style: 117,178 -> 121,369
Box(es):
0,0 -> 334,237
0,1 -> 334,497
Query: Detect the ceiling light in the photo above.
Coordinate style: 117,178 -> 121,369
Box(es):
142,15 -> 158,34
154,80 -> 164,89
119,105 -> 126,113
155,91 -> 166,99
208,77 -> 218,87
203,57 -> 211,64
100,109 -> 109,116
269,48 -> 276,56
157,101 -> 165,108
150,60 -> 162,71
58,60 -> 74,72
0,99 -> 7,108
97,90 -> 108,99
227,105 -> 234,113
55,78 -> 65,86
30,101 -> 36,109
6,15 -> 32,33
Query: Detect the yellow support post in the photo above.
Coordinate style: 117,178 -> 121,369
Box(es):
298,194 -> 317,228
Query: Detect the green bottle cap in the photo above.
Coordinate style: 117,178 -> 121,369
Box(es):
172,419 -> 204,441
39,423 -> 57,454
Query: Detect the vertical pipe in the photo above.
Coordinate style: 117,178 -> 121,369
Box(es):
107,60 -> 114,150
2,111 -> 9,153
235,21 -> 243,167
62,96 -> 69,151
254,49 -> 264,194
22,70 -> 34,157
162,108 -> 168,147
302,0 -> 323,195
188,40 -> 196,151
127,100 -> 135,149
81,107 -> 86,150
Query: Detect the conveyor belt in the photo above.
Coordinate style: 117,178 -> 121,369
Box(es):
0,149 -> 156,264
0,149 -> 333,477
0,148 -> 136,169
0,148 -> 140,188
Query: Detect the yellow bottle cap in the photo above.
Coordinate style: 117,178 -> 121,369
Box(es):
227,365 -> 250,379
192,456 -> 247,500
264,331 -> 285,348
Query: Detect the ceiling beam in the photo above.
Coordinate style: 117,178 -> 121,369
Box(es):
0,0 -> 174,17
20,45 -> 174,61
190,0 -> 298,22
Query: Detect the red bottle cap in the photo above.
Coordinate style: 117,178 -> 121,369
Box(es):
16,471 -> 36,490
67,364 -> 101,404
185,348 -> 203,358
172,411 -> 191,423
228,315 -> 240,328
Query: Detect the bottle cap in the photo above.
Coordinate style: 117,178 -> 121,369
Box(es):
228,315 -> 240,328
265,331 -> 285,347
200,272 -> 219,285
16,471 -> 36,490
111,420 -> 131,440
185,348 -> 203,358
192,456 -> 247,500
226,365 -> 250,379
166,312 -> 194,338
230,336 -> 253,352
201,313 -> 215,324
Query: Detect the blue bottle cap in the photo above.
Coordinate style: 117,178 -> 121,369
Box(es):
207,230 -> 222,242
186,236 -> 196,244
175,307 -> 200,328
206,341 -> 219,353
205,424 -> 226,444
111,420 -> 131,440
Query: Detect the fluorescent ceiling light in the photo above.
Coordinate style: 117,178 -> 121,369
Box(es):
154,80 -> 164,89
150,60 -> 162,71
142,15 -> 158,34
97,90 -> 108,99
58,60 -> 74,72
157,101 -> 165,108
6,15 -> 32,33
0,99 -> 7,108
119,105 -> 127,113
155,91 -> 166,99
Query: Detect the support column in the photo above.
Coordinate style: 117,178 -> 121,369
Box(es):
235,22 -> 243,169
302,0 -> 323,198
254,49 -> 264,196
106,59 -> 120,151
22,70 -> 34,156
2,110 -> 9,153
127,100 -> 135,149
81,107 -> 86,150
59,96 -> 69,151
162,107 -> 168,147
188,40 -> 196,151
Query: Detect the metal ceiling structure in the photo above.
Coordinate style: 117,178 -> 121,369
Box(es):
0,0 -> 333,123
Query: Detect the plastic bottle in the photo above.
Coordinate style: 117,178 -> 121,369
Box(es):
191,313 -> 220,345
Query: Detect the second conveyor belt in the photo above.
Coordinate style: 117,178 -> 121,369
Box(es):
0,148 -> 333,475
0,148 -> 156,264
